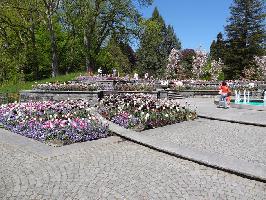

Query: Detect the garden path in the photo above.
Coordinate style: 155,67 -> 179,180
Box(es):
0,131 -> 265,199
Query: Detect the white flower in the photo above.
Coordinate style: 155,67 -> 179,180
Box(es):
145,113 -> 150,120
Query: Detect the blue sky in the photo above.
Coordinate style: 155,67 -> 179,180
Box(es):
139,0 -> 233,51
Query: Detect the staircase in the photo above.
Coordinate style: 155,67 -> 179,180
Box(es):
168,91 -> 184,100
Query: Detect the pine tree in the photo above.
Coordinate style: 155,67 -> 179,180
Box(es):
210,32 -> 226,61
224,0 -> 265,79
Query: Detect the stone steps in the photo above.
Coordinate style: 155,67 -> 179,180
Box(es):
168,92 -> 184,100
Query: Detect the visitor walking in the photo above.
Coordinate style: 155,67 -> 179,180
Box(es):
218,81 -> 231,108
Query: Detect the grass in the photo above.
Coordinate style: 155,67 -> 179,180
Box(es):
0,72 -> 86,94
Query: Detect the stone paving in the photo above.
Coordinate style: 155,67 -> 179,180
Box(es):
178,97 -> 266,126
0,135 -> 265,200
142,118 -> 266,168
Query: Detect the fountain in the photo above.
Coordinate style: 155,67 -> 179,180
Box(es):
235,90 -> 238,103
243,90 -> 247,103
216,89 -> 266,110
238,91 -> 241,103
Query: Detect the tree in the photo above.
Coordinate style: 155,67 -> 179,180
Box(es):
179,49 -> 196,78
162,25 -> 181,56
210,32 -> 226,61
0,0 -> 153,83
97,38 -> 132,75
63,0 -> 152,73
192,49 -> 208,79
209,58 -> 224,81
41,0 -> 61,77
165,48 -> 185,79
0,0 -> 42,81
224,0 -> 265,79
137,7 -> 181,76
254,56 -> 266,80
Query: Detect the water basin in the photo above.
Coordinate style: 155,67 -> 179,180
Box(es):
232,100 -> 265,106
229,99 -> 266,111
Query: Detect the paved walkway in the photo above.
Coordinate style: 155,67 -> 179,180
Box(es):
179,97 -> 266,126
0,97 -> 266,199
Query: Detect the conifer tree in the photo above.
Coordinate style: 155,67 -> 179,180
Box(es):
210,32 -> 226,61
224,0 -> 265,79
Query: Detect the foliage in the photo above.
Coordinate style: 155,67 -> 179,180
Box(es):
210,32 -> 226,62
0,72 -> 84,93
178,49 -> 196,78
136,7 -> 181,77
0,0 -> 153,83
97,38 -> 132,75
224,0 -> 265,79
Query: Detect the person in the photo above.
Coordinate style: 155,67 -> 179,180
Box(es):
144,72 -> 149,79
112,68 -> 117,77
133,72 -> 138,82
218,81 -> 231,108
97,67 -> 102,76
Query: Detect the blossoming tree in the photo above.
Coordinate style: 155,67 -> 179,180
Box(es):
254,56 -> 266,80
209,58 -> 224,81
165,48 -> 182,79
243,56 -> 266,80
192,49 -> 208,79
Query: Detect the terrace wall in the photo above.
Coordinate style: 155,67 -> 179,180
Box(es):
20,90 -> 99,105
19,90 -> 169,104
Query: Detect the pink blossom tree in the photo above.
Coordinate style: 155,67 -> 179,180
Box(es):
254,56 -> 266,80
192,49 -> 208,79
209,58 -> 224,81
242,56 -> 266,80
165,48 -> 184,79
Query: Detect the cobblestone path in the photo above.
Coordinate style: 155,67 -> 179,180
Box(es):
142,118 -> 266,168
1,136 -> 265,200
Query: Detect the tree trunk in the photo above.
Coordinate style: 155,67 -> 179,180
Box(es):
84,29 -> 92,74
47,9 -> 58,77
30,10 -> 39,80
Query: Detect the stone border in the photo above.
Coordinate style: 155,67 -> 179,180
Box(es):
19,90 -> 100,104
198,115 -> 266,127
230,102 -> 266,111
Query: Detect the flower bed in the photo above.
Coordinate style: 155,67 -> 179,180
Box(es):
115,82 -> 156,91
98,94 -> 197,131
32,82 -> 98,91
75,75 -> 123,82
0,100 -> 110,146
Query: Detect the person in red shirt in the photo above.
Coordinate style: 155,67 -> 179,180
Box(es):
218,81 -> 231,108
